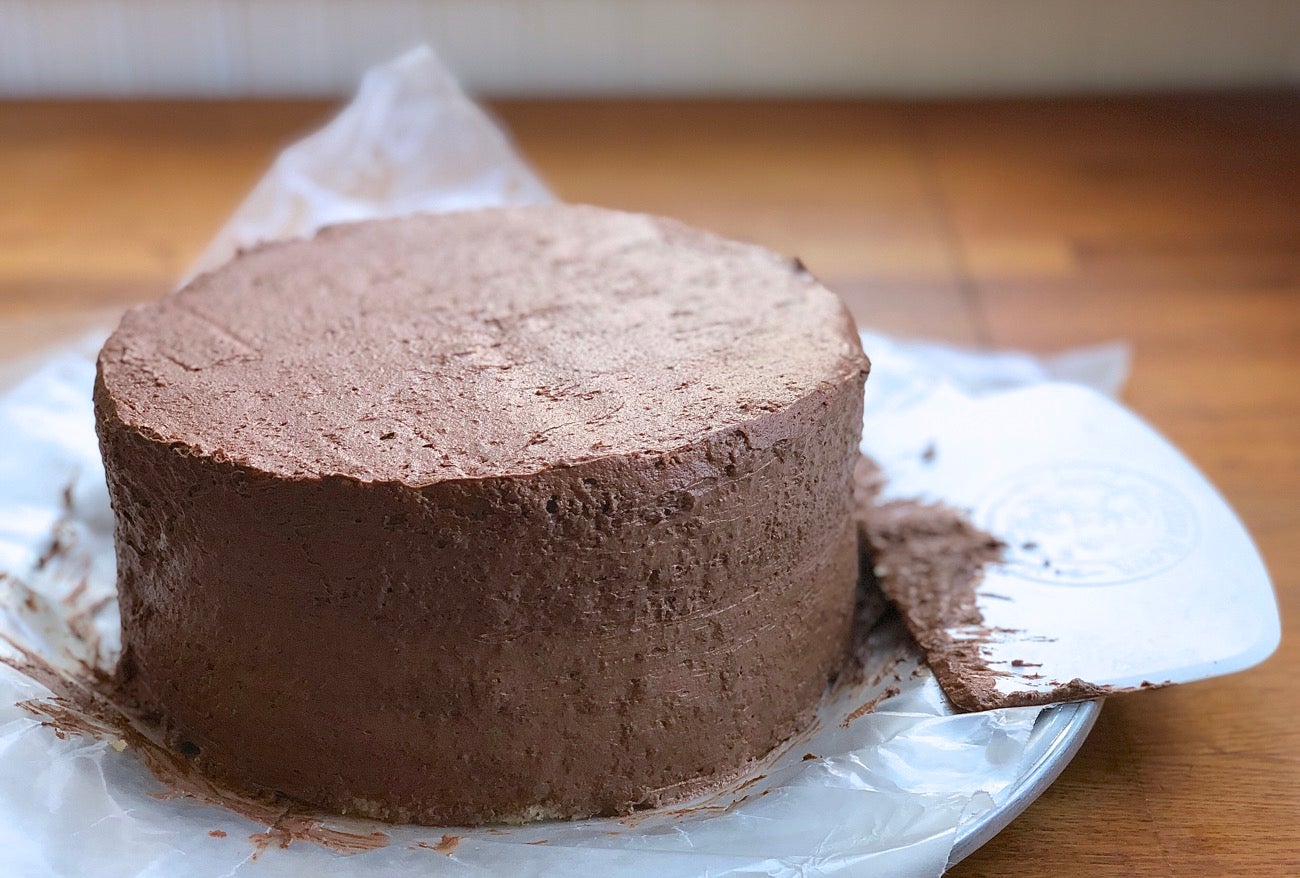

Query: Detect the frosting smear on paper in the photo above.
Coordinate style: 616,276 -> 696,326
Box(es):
854,457 -> 1117,712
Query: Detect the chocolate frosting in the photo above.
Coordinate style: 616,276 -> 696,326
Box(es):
852,456 -> 1115,712
101,206 -> 863,483
94,205 -> 870,825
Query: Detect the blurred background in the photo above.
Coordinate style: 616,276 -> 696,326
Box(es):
3,0 -> 1299,96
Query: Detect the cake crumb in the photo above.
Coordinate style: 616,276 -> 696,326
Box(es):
841,686 -> 901,727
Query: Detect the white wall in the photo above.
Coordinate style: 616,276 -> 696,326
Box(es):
2,0 -> 1298,97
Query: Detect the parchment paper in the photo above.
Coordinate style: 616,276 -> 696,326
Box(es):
0,47 -> 1128,878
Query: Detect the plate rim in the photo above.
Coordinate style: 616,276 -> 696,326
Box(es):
948,698 -> 1103,867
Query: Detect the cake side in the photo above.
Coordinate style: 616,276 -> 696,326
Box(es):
96,370 -> 864,823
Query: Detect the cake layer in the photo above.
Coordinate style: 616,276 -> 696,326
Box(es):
95,205 -> 870,823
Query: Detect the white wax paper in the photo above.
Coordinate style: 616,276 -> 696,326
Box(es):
187,45 -> 552,283
0,47 -> 1129,878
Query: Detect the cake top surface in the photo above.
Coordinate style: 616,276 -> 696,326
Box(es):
99,205 -> 867,483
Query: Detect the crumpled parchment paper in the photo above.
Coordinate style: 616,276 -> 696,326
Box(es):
0,46 -> 1127,878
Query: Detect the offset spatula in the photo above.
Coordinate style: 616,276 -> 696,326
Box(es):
862,382 -> 1280,712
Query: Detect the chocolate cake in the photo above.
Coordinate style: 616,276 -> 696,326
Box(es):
93,205 -> 870,824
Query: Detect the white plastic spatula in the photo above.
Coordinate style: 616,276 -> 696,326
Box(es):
862,382 -> 1281,711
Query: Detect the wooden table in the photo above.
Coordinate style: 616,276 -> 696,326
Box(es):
1,96 -> 1296,876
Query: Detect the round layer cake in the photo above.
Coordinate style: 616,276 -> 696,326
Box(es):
94,204 -> 870,824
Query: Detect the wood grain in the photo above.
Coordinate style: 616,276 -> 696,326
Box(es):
0,95 -> 1296,876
